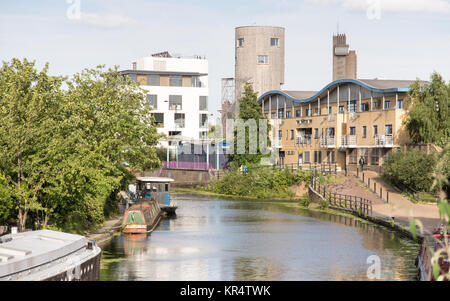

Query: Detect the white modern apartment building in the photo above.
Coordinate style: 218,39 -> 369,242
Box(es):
121,52 -> 209,146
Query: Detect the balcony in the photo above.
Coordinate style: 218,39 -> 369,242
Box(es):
320,136 -> 335,148
295,135 -> 312,146
375,135 -> 393,147
340,135 -> 357,147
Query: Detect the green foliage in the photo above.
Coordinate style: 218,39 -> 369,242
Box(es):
0,59 -> 162,232
208,166 -> 309,199
230,83 -> 270,168
382,149 -> 436,192
0,173 -> 14,224
405,72 -> 450,147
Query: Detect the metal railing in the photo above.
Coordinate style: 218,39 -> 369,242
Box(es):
320,136 -> 335,148
162,161 -> 214,170
375,135 -> 393,146
295,135 -> 312,145
340,135 -> 357,147
310,169 -> 373,217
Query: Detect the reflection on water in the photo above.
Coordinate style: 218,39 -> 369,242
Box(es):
100,195 -> 419,281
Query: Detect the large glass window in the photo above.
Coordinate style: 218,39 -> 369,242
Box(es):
304,151 -> 310,163
199,96 -> 208,111
147,74 -> 160,86
286,110 -> 291,118
371,149 -> 379,165
257,55 -> 269,64
169,75 -> 182,87
169,95 -> 182,110
397,99 -> 403,109
360,102 -> 369,112
384,100 -> 391,110
147,94 -> 157,109
296,109 -> 302,117
278,108 -> 284,119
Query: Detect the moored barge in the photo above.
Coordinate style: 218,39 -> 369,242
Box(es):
0,230 -> 101,281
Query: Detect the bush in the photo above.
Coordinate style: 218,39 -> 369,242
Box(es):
208,166 -> 309,199
383,149 -> 436,192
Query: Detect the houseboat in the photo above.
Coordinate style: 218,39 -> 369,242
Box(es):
0,230 -> 101,281
416,225 -> 449,281
135,177 -> 177,215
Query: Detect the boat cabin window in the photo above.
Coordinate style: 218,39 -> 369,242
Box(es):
145,183 -> 151,190
165,184 -> 169,192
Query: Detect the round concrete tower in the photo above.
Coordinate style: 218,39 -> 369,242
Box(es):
235,26 -> 285,101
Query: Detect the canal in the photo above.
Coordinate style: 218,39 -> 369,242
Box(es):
100,194 -> 419,281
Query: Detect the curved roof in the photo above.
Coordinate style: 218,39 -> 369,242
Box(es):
258,78 -> 427,104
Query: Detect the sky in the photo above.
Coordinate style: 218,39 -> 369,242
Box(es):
1,0 -> 449,120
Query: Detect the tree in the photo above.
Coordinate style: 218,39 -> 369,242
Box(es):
230,83 -> 270,168
406,72 -> 450,147
0,58 -> 66,231
0,59 -> 163,232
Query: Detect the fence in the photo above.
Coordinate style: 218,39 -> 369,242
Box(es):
161,161 -> 214,171
310,168 -> 373,217
277,163 -> 341,174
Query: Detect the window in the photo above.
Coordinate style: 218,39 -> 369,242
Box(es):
199,114 -> 208,128
361,149 -> 368,164
271,112 -> 276,119
314,108 -> 320,115
349,149 -> 357,164
384,100 -> 391,110
278,108 -> 284,119
371,149 -> 379,165
169,75 -> 182,87
192,76 -> 203,87
348,100 -> 357,113
290,130 -> 294,140
304,151 -> 310,163
314,151 -> 322,164
306,109 -> 312,117
350,127 -> 356,135
328,107 -> 332,114
278,130 -> 282,139
238,38 -> 244,47
296,109 -> 302,118
286,110 -> 291,118
327,127 -> 335,137
199,96 -> 208,111
151,113 -> 164,127
148,74 -> 160,86
257,55 -> 269,64
169,95 -> 182,110
314,128 -> 319,139
270,38 -> 279,46
397,99 -> 403,109
362,126 -> 367,138
174,113 -> 185,128
372,100 -> 379,110
339,105 -> 344,113
373,125 -> 378,137
147,94 -> 157,109
360,102 -> 369,112
385,124 -> 393,136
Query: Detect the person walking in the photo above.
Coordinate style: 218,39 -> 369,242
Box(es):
243,165 -> 248,175
359,156 -> 365,172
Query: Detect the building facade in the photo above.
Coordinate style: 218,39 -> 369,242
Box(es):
333,34 -> 357,81
258,79 -> 427,171
121,52 -> 209,145
235,26 -> 285,100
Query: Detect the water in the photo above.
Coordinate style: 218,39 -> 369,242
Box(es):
100,194 -> 419,281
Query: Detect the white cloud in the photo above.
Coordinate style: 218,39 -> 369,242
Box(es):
308,0 -> 450,14
69,13 -> 138,29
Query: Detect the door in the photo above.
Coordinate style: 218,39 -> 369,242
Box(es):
298,153 -> 303,167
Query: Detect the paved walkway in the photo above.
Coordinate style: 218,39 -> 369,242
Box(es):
325,171 -> 441,233
86,215 -> 123,247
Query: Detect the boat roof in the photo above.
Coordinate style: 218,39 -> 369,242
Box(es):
0,230 -> 87,278
136,177 -> 175,183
